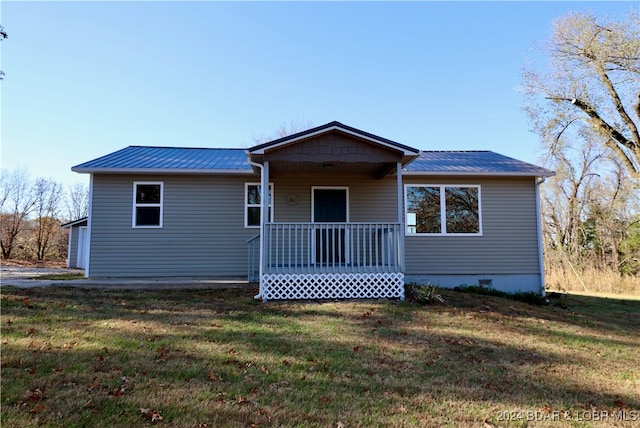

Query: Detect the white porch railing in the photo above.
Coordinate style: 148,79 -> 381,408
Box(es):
247,223 -> 405,300
263,222 -> 402,274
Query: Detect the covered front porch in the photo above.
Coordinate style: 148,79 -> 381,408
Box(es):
246,121 -> 419,301
248,222 -> 404,299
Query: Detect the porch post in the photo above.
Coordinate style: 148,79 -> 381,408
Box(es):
396,162 -> 405,271
259,161 -> 270,299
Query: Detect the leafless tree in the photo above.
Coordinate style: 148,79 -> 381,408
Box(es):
523,11 -> 640,178
65,182 -> 89,221
32,178 -> 64,260
251,120 -> 315,145
0,168 -> 36,258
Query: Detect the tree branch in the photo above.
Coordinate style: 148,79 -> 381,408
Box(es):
546,96 -> 640,176
593,61 -> 640,146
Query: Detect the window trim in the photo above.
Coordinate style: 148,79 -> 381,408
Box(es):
132,181 -> 164,228
404,184 -> 482,236
244,182 -> 274,228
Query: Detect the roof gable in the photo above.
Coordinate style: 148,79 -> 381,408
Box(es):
248,121 -> 420,156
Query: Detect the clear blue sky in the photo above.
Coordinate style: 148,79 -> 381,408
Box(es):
1,1 -> 635,189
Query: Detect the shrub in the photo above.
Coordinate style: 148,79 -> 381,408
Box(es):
404,283 -> 445,305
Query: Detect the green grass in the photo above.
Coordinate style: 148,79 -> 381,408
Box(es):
1,286 -> 639,427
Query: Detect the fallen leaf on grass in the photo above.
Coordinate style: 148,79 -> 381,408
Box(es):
483,419 -> 496,428
87,379 -> 100,391
613,399 -> 627,408
25,388 -> 44,402
208,370 -> 222,382
110,386 -> 126,397
30,403 -> 48,413
140,408 -> 163,422
539,404 -> 553,414
155,346 -> 167,363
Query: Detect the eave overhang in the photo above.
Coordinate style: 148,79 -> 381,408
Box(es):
71,167 -> 255,175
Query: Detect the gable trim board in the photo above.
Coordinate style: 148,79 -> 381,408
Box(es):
72,122 -> 554,297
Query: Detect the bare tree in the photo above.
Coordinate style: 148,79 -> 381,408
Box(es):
65,182 -> 89,221
251,120 -> 315,145
32,178 -> 63,260
0,168 -> 36,259
540,135 -> 606,259
523,11 -> 640,178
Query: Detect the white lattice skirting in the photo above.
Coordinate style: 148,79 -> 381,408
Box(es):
262,272 -> 405,301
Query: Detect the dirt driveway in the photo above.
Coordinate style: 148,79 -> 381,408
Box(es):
1,265 -> 84,288
0,264 -> 252,290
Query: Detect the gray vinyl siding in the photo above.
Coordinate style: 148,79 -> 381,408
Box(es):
88,172 -> 540,278
271,173 -> 398,223
67,227 -> 79,268
404,176 -> 541,275
88,174 -> 259,277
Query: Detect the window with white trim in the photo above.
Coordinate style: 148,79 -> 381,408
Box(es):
133,182 -> 163,228
245,183 -> 273,227
405,185 -> 481,235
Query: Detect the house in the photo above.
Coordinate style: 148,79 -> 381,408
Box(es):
60,217 -> 88,269
71,121 -> 554,300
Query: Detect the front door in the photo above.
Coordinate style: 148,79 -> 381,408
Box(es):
313,188 -> 348,265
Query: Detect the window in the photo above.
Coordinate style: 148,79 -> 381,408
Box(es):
245,183 -> 273,227
405,185 -> 481,235
133,182 -> 163,228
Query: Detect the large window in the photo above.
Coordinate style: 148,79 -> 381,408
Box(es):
245,183 -> 273,228
405,185 -> 481,235
133,182 -> 163,228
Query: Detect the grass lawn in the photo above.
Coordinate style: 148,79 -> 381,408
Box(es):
1,286 -> 639,427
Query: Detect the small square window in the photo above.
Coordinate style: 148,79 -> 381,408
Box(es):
133,182 -> 163,228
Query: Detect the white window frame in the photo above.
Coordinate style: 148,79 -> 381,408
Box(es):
132,181 -> 164,228
245,182 -> 273,228
404,184 -> 482,236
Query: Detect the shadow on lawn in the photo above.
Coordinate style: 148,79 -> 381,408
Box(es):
2,285 -> 639,427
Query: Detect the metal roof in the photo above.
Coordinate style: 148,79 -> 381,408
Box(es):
72,147 -> 554,177
404,151 -> 555,177
72,146 -> 252,174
